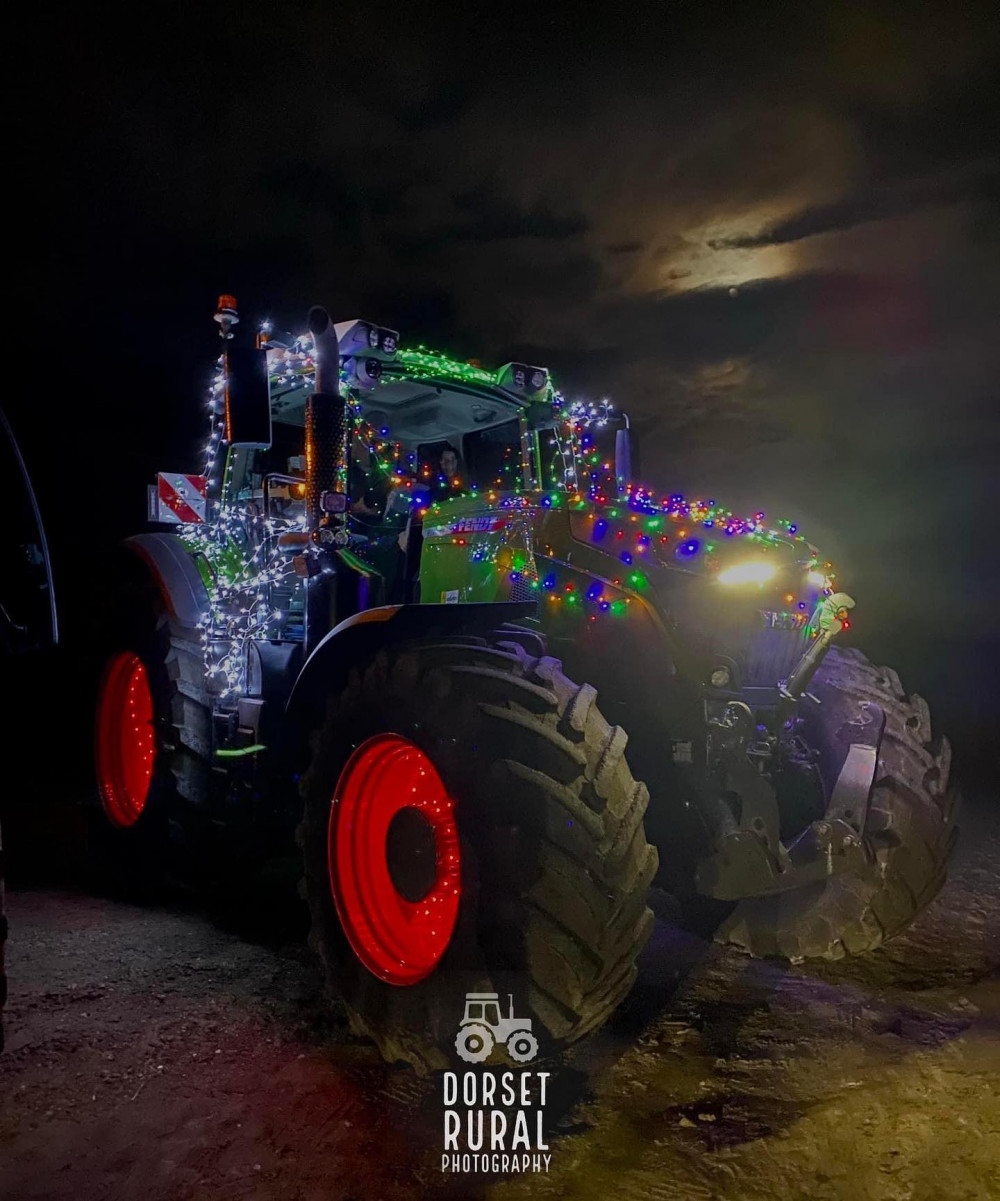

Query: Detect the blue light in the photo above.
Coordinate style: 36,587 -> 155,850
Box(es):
676,539 -> 700,558
593,519 -> 608,542
621,551 -> 633,565
543,573 -> 556,590
586,582 -> 602,601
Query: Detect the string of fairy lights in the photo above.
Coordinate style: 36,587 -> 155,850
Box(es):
176,322 -> 836,696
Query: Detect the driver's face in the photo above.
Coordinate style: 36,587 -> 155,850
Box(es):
440,450 -> 459,479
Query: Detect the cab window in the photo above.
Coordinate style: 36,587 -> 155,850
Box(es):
461,419 -> 521,491
417,439 -> 467,495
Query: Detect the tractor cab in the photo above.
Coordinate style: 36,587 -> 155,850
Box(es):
259,323 -> 555,506
461,993 -> 503,1029
193,316 -> 562,630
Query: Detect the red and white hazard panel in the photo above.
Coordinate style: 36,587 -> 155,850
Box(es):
155,473 -> 208,524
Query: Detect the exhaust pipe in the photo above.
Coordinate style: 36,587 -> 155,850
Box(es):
303,306 -> 350,655
304,306 -> 348,535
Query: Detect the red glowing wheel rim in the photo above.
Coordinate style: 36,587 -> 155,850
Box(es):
95,652 -> 156,828
329,734 -> 462,986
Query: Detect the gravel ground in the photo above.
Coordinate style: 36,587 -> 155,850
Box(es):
1,800 -> 997,1201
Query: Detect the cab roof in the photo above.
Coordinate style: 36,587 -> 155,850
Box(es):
265,332 -> 552,447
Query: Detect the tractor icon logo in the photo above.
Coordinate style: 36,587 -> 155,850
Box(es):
455,992 -> 539,1064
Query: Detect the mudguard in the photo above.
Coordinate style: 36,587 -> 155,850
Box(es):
123,533 -> 209,629
287,601 -> 534,717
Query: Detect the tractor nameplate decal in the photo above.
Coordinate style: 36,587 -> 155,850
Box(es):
425,516 -> 510,539
156,473 -> 208,524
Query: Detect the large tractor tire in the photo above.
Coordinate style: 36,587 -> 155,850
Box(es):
90,552 -> 212,885
298,625 -> 657,1070
718,646 -> 957,960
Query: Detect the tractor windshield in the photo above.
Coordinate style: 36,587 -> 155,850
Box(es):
460,419 -> 521,491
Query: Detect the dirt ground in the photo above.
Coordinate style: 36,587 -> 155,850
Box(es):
1,800 -> 997,1201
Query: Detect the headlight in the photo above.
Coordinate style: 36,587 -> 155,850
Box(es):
718,560 -> 777,586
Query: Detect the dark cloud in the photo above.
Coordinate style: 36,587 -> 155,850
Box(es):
711,163 -> 999,249
19,0 -> 1000,778
429,187 -> 588,244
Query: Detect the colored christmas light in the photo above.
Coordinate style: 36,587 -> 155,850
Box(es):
175,320 -> 839,693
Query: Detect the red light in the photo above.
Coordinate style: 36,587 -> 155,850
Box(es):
95,652 -> 156,828
328,735 -> 461,986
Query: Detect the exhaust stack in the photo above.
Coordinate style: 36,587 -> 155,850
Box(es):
303,306 -> 350,655
304,306 -> 348,537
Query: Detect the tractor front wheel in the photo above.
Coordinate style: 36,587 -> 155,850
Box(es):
298,626 -> 657,1070
717,647 -> 958,960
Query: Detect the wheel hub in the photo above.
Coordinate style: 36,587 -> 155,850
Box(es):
385,806 -> 439,902
95,652 -> 156,828
328,733 -> 461,986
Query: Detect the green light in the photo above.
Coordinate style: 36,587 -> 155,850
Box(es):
396,346 -> 497,387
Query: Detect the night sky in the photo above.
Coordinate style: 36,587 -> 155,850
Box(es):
19,2 -> 1000,782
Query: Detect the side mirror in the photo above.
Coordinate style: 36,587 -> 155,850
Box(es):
614,417 -> 638,487
225,347 -> 272,448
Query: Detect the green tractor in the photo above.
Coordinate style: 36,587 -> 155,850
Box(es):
92,296 -> 956,1068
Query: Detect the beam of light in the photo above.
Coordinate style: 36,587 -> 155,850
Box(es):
718,560 -> 778,586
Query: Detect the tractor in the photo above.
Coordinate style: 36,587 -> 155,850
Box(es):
456,993 -> 538,1064
2,404 -> 60,1052
90,296 -> 956,1069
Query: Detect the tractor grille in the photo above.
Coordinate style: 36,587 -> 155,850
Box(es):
744,613 -> 810,686
509,574 -> 540,614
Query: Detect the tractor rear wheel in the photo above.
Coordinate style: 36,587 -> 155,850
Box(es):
717,647 -> 958,960
298,625 -> 657,1070
90,552 -> 212,885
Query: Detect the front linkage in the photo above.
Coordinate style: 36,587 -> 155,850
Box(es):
695,592 -> 882,902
